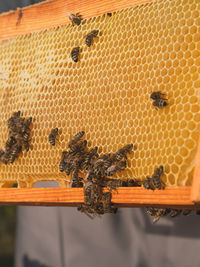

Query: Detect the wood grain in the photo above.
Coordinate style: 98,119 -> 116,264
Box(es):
0,186 -> 199,209
191,136 -> 200,203
0,0 -> 153,40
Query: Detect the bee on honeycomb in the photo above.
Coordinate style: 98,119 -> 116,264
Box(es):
71,47 -> 81,62
49,128 -> 59,146
68,12 -> 83,26
85,30 -> 99,47
150,91 -> 168,109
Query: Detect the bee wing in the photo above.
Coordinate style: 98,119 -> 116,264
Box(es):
68,12 -> 72,19
152,217 -> 160,224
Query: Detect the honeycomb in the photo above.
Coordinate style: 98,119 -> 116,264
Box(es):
0,0 -> 199,188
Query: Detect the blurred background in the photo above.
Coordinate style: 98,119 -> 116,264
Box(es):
0,206 -> 16,266
0,2 -> 44,267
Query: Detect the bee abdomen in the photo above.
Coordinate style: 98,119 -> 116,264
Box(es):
153,99 -> 168,109
59,160 -> 65,172
49,134 -> 56,146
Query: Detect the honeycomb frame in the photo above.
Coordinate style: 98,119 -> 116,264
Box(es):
0,0 -> 200,207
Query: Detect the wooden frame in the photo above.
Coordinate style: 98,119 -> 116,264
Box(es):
0,0 -> 199,207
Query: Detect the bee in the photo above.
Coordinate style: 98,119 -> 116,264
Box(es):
24,142 -> 30,152
105,179 -> 123,191
0,149 -> 4,158
152,208 -> 171,224
23,132 -> 30,142
48,128 -> 59,146
74,131 -> 85,142
150,91 -> 167,101
82,146 -> 98,170
13,110 -> 21,117
153,165 -> 164,176
69,140 -> 87,154
71,180 -> 83,188
126,179 -> 141,187
152,166 -> 165,190
5,136 -> 16,150
85,30 -> 99,47
105,163 -> 125,176
84,170 -> 94,181
71,168 -> 79,182
68,12 -> 83,26
152,174 -> 165,190
9,145 -> 22,163
0,151 -> 10,164
77,205 -> 95,219
182,209 -> 192,216
90,184 -> 102,201
59,151 -> 68,172
22,117 -> 32,132
114,144 -> 134,161
71,46 -> 81,63
102,192 -> 117,214
153,99 -> 168,109
170,209 -> 182,218
146,208 -> 170,223
143,176 -> 154,190
0,150 -> 8,164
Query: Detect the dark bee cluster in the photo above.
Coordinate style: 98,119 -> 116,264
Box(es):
145,207 -> 194,224
0,111 -> 32,165
58,131 -> 139,217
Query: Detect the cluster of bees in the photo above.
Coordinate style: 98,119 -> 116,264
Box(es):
145,207 -> 193,224
69,12 -> 112,63
49,129 -> 137,217
0,111 -> 32,165
48,126 -> 194,220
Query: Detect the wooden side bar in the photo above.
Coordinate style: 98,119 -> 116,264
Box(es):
0,186 -> 199,209
191,136 -> 200,203
0,0 -> 153,40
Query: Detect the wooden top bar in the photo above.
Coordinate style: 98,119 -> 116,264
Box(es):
0,186 -> 199,209
0,0 -> 153,40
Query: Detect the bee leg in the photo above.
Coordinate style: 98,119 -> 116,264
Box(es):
161,181 -> 166,189
55,137 -> 61,147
